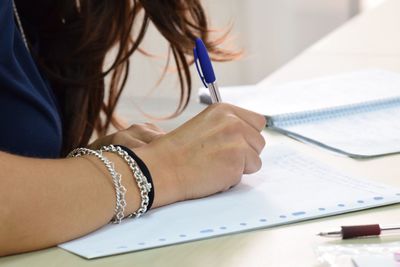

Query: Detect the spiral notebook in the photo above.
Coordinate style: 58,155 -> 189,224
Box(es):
59,146 -> 400,259
199,69 -> 400,158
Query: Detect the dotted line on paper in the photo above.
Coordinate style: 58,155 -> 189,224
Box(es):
132,194 -> 399,246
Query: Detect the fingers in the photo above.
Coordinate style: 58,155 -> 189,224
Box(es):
124,138 -> 147,148
213,117 -> 264,176
244,147 -> 262,174
228,134 -> 263,175
89,123 -> 166,150
219,113 -> 266,155
234,119 -> 266,154
125,123 -> 165,143
143,122 -> 165,132
211,103 -> 266,132
204,103 -> 266,176
213,105 -> 265,175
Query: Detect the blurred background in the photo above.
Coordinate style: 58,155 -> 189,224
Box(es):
116,0 -> 386,130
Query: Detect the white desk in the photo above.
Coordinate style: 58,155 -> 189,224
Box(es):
2,1 -> 400,266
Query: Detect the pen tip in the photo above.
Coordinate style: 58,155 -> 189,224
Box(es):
317,232 -> 329,237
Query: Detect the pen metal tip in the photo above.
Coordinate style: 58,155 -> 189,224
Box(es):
317,231 -> 342,237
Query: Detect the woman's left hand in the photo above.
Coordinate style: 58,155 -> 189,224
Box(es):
88,123 -> 166,150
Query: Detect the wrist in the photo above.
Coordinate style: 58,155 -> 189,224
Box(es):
106,152 -> 142,216
133,143 -> 185,208
84,152 -> 141,217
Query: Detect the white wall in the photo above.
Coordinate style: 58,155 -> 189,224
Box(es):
205,0 -> 355,86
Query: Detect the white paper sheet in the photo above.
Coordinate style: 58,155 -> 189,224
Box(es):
199,69 -> 400,116
352,255 -> 399,267
59,146 -> 400,259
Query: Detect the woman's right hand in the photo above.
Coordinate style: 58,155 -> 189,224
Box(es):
134,103 -> 266,208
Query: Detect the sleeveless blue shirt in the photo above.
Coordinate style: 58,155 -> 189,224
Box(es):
0,1 -> 62,158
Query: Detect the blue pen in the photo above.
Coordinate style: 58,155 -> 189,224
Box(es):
194,38 -> 222,103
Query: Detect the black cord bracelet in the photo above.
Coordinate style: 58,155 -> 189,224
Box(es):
116,145 -> 155,211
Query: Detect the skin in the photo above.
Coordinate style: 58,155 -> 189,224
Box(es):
88,122 -> 166,150
0,103 -> 266,256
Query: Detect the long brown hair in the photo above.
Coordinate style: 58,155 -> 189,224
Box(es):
17,0 -> 238,156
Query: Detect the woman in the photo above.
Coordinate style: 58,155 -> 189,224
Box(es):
0,0 -> 266,256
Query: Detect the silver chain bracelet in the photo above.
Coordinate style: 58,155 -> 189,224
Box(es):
67,148 -> 127,224
100,145 -> 152,218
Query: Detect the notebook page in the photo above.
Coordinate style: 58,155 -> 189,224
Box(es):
199,69 -> 400,116
277,102 -> 400,157
59,146 -> 400,259
199,69 -> 400,157
269,97 -> 400,128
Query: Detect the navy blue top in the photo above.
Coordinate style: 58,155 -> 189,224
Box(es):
0,0 -> 62,158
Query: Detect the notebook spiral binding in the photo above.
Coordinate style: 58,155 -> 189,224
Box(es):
269,96 -> 400,128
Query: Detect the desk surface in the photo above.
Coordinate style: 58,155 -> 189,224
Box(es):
2,1 -> 400,266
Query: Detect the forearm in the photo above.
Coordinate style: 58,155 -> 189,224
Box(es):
0,151 -> 140,256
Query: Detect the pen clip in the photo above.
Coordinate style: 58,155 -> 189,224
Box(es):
193,47 -> 208,88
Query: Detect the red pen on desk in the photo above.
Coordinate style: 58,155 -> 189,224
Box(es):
317,224 -> 400,239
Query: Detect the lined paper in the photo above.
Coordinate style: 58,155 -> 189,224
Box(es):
199,69 -> 400,157
59,146 -> 400,259
280,102 -> 400,157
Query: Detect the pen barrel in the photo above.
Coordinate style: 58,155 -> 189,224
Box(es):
341,224 -> 381,239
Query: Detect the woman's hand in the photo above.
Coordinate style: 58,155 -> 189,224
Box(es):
88,123 -> 166,150
134,103 -> 266,208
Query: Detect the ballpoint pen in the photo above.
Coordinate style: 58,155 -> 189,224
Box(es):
317,224 -> 400,239
193,37 -> 222,103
